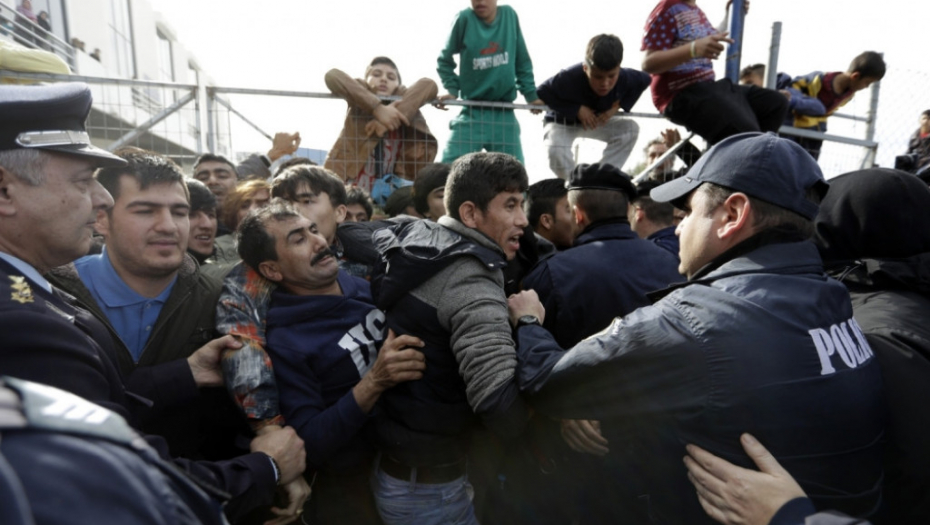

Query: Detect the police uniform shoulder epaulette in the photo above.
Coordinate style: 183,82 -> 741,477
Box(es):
0,377 -> 137,446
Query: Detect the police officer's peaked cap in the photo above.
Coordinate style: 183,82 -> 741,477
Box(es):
650,132 -> 828,220
0,82 -> 127,167
566,163 -> 637,201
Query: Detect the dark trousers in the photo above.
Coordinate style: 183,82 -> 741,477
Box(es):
665,79 -> 788,145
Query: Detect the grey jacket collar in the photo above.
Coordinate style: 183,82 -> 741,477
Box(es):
438,216 -> 506,259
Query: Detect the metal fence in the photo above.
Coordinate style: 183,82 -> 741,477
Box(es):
0,68 -> 909,183
0,2 -> 74,70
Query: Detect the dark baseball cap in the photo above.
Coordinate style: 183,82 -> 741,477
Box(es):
0,82 -> 127,167
566,162 -> 637,201
650,132 -> 828,219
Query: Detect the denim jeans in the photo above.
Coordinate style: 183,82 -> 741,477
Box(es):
370,459 -> 479,525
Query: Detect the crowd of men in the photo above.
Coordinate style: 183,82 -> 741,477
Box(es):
1,1 -> 927,525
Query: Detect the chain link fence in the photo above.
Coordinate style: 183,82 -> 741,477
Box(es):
3,69 -> 917,182
870,67 -> 930,171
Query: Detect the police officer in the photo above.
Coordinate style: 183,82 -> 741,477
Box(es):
523,163 -> 682,349
0,376 -> 228,525
0,83 -> 308,522
508,132 -> 885,524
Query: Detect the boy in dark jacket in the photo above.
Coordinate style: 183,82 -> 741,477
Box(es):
537,34 -> 650,178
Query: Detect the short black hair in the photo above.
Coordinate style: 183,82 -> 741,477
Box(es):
585,34 -> 623,71
632,194 -> 675,227
445,152 -> 529,221
848,51 -> 886,80
194,153 -> 237,174
412,163 -> 451,214
922,109 -> 930,119
525,178 -> 568,228
384,186 -> 415,217
567,188 -> 629,223
237,199 -> 301,274
273,156 -> 316,179
272,165 -> 347,207
366,56 -> 401,85
345,186 -> 374,220
739,63 -> 765,80
186,179 -> 216,214
97,147 -> 189,204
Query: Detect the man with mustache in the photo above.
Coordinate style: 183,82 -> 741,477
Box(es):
237,199 -> 426,524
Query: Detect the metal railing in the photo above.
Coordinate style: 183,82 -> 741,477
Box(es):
0,2 -> 75,69
0,70 -> 884,181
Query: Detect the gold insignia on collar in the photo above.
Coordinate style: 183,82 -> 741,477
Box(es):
10,275 -> 34,304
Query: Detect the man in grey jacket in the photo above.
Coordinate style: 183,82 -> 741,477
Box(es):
509,133 -> 885,524
368,151 -> 531,525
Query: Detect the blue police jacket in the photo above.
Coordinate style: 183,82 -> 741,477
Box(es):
517,237 -> 885,524
523,218 -> 683,347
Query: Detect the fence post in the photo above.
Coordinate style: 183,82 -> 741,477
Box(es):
206,87 -> 217,154
861,74 -> 881,169
725,0 -> 746,82
194,75 -> 207,154
766,22 -> 782,89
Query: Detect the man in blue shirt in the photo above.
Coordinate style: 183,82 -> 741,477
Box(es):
537,34 -> 651,178
47,148 -> 312,519
49,149 -> 229,444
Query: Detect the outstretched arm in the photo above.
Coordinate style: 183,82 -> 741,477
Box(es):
642,32 -> 733,75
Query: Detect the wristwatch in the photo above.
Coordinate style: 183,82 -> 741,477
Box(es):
515,315 -> 541,329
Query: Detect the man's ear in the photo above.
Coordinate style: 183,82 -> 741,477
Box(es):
95,209 -> 112,238
538,212 -> 554,232
572,204 -> 586,227
458,201 -> 480,229
717,193 -> 752,240
258,261 -> 283,283
0,167 -> 16,217
334,204 -> 347,224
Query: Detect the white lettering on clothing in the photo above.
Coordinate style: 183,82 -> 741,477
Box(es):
336,309 -> 387,377
809,317 -> 874,376
472,51 -> 509,71
809,328 -> 837,376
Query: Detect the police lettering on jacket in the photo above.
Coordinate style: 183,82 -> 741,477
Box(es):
809,317 -> 874,375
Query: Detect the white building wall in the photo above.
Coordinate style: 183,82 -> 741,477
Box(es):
63,0 -> 110,69
129,0 -> 158,81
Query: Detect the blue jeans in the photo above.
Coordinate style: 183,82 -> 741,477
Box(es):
370,459 -> 479,525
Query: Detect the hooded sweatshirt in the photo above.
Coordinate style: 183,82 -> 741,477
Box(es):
265,270 -> 385,471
